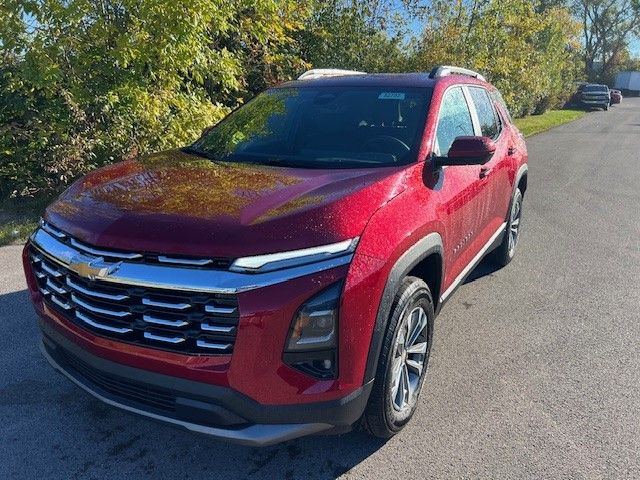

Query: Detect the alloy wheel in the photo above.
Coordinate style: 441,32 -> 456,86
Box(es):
508,196 -> 522,256
390,306 -> 429,412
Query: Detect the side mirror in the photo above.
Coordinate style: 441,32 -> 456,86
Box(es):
434,136 -> 496,167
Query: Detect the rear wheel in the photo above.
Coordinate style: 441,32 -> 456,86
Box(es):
363,276 -> 434,438
492,187 -> 523,267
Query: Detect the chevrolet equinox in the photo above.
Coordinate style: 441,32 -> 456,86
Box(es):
23,66 -> 528,446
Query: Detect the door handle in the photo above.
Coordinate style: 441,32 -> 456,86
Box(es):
479,167 -> 491,178
508,146 -> 517,156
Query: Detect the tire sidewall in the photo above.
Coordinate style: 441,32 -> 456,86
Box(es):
381,280 -> 434,432
506,188 -> 523,260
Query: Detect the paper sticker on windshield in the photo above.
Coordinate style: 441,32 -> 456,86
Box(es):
378,92 -> 405,100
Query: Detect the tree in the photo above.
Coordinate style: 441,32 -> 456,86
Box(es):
415,0 -> 581,116
575,0 -> 640,82
296,0 -> 413,73
0,0 -> 309,197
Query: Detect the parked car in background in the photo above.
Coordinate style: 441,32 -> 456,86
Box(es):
23,66 -> 528,446
580,84 -> 611,110
610,89 -> 622,105
567,82 -> 587,107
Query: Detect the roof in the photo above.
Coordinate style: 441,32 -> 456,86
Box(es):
279,73 -> 438,89
278,72 -> 491,90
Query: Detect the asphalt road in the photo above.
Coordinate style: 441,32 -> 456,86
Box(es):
1,99 -> 640,479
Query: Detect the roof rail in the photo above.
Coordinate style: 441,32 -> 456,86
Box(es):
429,65 -> 486,82
297,69 -> 366,81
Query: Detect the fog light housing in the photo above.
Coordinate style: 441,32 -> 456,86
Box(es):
283,283 -> 341,379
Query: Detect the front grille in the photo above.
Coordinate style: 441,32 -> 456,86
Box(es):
58,346 -> 177,411
29,244 -> 240,355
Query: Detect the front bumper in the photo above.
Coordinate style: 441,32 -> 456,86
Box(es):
39,319 -> 372,446
580,99 -> 608,106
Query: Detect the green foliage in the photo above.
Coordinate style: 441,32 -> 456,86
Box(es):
416,0 -> 582,117
1,0 -> 584,199
0,0 -> 308,197
297,0 -> 413,73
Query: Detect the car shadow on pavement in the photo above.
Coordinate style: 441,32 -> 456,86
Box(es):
463,256 -> 501,285
0,288 -> 387,480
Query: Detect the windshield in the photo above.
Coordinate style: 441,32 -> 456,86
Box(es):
189,86 -> 431,168
584,85 -> 608,92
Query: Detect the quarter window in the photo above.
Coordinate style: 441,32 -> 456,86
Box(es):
468,87 -> 500,139
435,87 -> 475,155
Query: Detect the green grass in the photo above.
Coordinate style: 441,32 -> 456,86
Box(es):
0,220 -> 39,246
0,194 -> 54,246
514,109 -> 585,137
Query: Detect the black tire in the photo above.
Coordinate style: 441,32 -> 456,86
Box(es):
604,104 -> 609,111
492,187 -> 523,267
363,276 -> 434,438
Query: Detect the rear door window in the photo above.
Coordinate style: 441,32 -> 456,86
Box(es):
468,87 -> 501,139
490,90 -> 512,123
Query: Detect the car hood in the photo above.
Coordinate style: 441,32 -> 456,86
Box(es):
45,150 -> 409,258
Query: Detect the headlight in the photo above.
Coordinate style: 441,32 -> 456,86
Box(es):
283,282 -> 342,379
230,238 -> 358,273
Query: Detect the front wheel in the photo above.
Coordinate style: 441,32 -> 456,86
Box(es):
363,276 -> 434,438
492,187 -> 523,267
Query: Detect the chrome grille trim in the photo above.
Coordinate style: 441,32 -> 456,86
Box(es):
142,314 -> 189,328
71,294 -> 131,318
41,221 -> 67,239
66,277 -> 129,301
142,298 -> 190,310
30,228 -> 352,294
51,295 -> 72,310
41,262 -> 63,278
157,256 -> 213,266
46,278 -> 67,295
144,332 -> 186,344
201,323 -> 235,334
29,230 -> 241,354
196,339 -> 233,351
204,304 -> 237,315
76,311 -> 133,334
70,238 -> 143,260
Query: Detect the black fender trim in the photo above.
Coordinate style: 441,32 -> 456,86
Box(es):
363,232 -> 443,383
504,163 -> 528,224
512,164 -> 528,200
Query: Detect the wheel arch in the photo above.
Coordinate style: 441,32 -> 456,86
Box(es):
514,163 -> 528,197
363,232 -> 443,383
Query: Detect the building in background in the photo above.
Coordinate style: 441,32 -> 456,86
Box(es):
614,71 -> 640,96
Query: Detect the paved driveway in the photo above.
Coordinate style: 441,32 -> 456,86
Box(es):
1,99 -> 639,479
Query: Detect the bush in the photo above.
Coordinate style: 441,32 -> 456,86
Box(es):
415,0 -> 581,117
0,0 -> 308,198
0,0 -> 581,198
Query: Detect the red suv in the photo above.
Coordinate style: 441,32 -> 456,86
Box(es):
23,66 -> 528,446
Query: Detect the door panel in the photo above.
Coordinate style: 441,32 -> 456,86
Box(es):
431,86 -> 490,288
466,87 -> 513,236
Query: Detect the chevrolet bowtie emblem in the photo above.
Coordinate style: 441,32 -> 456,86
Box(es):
69,254 -> 122,280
